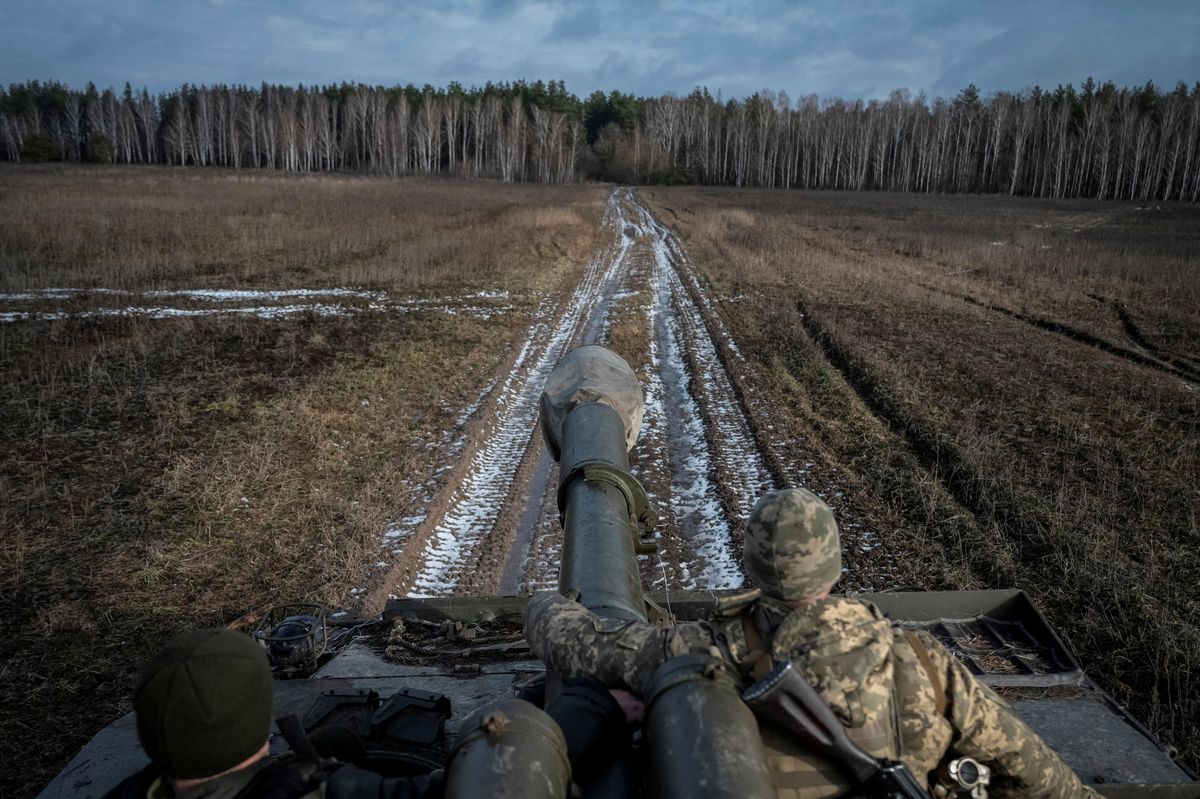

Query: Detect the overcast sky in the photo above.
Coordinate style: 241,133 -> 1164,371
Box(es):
3,0 -> 1198,100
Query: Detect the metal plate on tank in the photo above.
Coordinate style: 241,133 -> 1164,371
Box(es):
1012,697 -> 1193,785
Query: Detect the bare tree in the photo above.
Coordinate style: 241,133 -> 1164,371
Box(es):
5,78 -> 1197,201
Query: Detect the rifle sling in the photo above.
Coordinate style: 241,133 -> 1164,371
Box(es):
902,630 -> 948,718
741,613 -> 775,681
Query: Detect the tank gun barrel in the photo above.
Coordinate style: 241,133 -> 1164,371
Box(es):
539,345 -> 653,621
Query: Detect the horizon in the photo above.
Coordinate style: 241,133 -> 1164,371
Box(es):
3,0 -> 1198,102
7,73 -> 1198,104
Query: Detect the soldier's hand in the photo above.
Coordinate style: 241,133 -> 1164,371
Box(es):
609,688 -> 645,724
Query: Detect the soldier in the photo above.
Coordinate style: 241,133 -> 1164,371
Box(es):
103,627 -> 445,798
104,627 -> 626,799
524,488 -> 1101,799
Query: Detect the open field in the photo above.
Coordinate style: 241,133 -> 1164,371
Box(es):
0,166 -> 607,796
643,186 -> 1200,767
5,167 -> 1198,794
5,169 -> 883,795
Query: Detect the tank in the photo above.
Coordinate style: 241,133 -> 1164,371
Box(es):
39,346 -> 1200,798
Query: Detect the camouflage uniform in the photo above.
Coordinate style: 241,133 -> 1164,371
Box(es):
525,489 -> 1099,799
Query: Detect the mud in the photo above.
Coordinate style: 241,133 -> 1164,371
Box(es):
373,187 -> 894,606
381,191 -> 634,598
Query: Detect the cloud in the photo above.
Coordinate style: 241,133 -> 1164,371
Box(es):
547,6 -> 601,40
0,0 -> 1196,100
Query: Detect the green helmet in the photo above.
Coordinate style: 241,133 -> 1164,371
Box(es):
133,628 -> 274,779
743,488 -> 842,601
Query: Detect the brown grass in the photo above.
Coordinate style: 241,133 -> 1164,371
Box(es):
0,165 -> 606,797
0,164 -> 602,293
645,186 -> 1200,767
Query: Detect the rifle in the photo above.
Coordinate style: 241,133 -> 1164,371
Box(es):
744,660 -> 932,799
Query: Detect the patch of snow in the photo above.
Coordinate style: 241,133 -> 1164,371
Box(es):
144,288 -> 384,301
0,284 -> 529,326
0,287 -> 130,300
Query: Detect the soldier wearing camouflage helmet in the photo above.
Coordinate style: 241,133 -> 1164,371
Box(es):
743,488 -> 842,601
525,488 -> 1100,799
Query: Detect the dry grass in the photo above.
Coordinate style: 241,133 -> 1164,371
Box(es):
646,186 -> 1200,768
0,165 -> 606,797
0,165 -> 603,293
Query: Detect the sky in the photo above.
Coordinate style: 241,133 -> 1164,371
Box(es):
2,0 -> 1198,101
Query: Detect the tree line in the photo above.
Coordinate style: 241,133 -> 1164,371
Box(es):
2,77 -> 1198,201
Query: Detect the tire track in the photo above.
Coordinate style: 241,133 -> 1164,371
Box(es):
638,195 -> 892,585
635,197 -> 776,519
519,189 -> 778,590
633,196 -> 773,587
514,189 -> 652,591
400,190 -> 635,597
926,287 -> 1200,383
400,187 -> 794,597
1088,294 -> 1200,380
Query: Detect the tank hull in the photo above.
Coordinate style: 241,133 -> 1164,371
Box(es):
39,589 -> 1197,798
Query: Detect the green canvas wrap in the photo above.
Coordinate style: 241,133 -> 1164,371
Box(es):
133,628 -> 274,779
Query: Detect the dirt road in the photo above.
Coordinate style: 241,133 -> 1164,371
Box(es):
379,188 -> 880,602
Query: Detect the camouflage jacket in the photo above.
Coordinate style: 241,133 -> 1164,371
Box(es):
524,591 -> 1099,799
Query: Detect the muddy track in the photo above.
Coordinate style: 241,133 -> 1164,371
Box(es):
1087,293 -> 1200,379
386,192 -> 636,598
628,195 -> 774,586
382,188 -> 817,600
638,200 -> 898,588
792,295 -> 1063,579
516,189 -> 774,590
939,289 -> 1200,383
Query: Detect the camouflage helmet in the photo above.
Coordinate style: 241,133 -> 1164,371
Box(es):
743,488 -> 841,601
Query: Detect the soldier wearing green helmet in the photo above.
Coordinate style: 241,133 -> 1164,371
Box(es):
102,627 -> 621,799
525,487 -> 1101,799
102,628 -> 448,799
